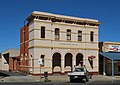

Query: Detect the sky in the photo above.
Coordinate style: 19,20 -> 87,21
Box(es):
0,0 -> 120,52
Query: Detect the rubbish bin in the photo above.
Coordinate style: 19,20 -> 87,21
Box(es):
44,71 -> 48,78
44,71 -> 48,82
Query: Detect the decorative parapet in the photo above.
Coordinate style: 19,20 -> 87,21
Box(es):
26,11 -> 101,26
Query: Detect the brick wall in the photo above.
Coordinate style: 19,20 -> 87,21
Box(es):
99,42 -> 103,52
9,57 -> 13,71
20,24 -> 29,72
9,57 -> 18,71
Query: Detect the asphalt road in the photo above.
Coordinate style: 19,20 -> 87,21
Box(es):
0,80 -> 120,85
1,70 -> 120,85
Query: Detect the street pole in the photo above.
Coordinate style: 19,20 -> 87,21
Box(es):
38,58 -> 42,81
40,64 -> 41,81
84,22 -> 86,66
112,59 -> 114,83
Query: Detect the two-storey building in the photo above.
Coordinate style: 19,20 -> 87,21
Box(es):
20,11 -> 100,75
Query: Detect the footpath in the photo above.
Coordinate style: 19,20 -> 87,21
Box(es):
0,74 -> 120,82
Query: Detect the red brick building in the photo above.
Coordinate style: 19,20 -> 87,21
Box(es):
0,25 -> 29,72
19,24 -> 29,72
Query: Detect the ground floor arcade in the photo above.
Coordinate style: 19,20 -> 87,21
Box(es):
26,48 -> 98,75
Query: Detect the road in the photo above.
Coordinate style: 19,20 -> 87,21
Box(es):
0,80 -> 120,85
1,70 -> 120,85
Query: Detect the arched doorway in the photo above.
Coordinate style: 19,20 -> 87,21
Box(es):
65,53 -> 72,71
76,53 -> 83,67
52,52 -> 61,72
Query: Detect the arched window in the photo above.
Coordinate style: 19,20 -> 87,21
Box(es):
55,28 -> 60,40
78,30 -> 82,41
67,29 -> 71,40
76,53 -> 83,67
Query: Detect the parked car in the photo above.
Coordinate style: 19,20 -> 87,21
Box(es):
68,66 -> 89,82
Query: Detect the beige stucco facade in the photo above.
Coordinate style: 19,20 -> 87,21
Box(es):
27,11 -> 100,75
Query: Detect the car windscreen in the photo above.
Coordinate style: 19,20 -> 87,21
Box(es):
74,68 -> 84,72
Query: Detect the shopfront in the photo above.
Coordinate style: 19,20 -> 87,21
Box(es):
99,42 -> 120,75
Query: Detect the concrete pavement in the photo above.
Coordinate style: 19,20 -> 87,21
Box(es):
1,74 -> 120,82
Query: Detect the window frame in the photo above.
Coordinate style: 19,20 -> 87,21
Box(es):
78,30 -> 82,41
90,31 -> 94,42
67,29 -> 71,40
41,26 -> 45,38
55,28 -> 60,40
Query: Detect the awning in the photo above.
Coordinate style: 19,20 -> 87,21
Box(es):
99,52 -> 120,60
99,52 -> 120,82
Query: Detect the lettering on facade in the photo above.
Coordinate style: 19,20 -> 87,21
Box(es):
59,43 -> 78,46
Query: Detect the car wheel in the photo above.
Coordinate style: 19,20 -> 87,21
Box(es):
70,77 -> 74,82
86,77 -> 89,82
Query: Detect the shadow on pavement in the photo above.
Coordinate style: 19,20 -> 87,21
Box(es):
68,79 -> 88,83
0,73 -> 9,77
0,70 -> 26,77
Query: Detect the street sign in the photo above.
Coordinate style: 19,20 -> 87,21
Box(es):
38,59 -> 43,65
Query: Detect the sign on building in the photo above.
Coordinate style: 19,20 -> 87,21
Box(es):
38,59 -> 43,65
109,45 -> 120,52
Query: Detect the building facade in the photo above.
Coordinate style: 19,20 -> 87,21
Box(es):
99,42 -> 120,75
20,25 -> 29,72
0,49 -> 20,71
20,11 -> 100,75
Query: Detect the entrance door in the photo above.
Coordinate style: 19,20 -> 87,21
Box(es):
52,53 -> 61,73
65,53 -> 72,72
76,53 -> 83,66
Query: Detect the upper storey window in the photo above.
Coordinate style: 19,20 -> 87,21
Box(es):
55,28 -> 60,40
90,31 -> 94,42
41,26 -> 45,38
67,29 -> 71,40
78,30 -> 82,41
